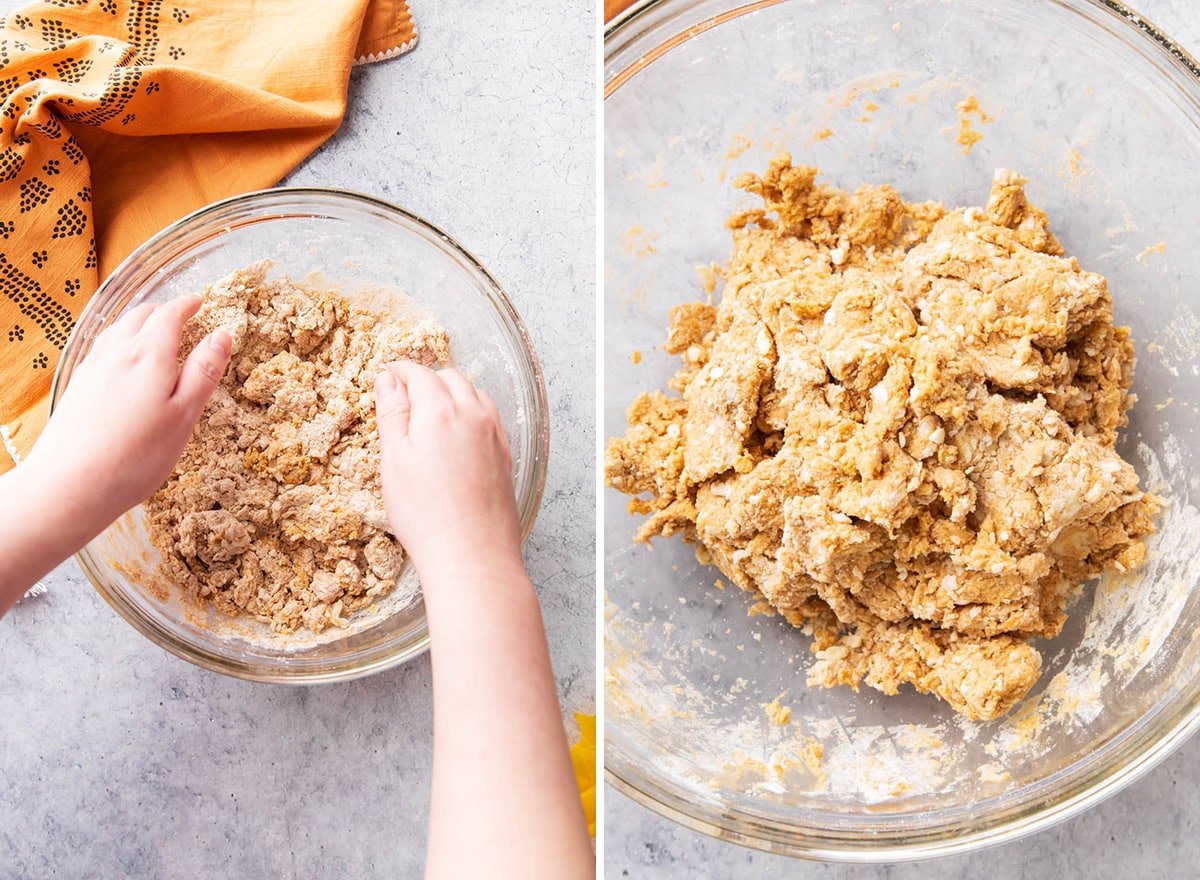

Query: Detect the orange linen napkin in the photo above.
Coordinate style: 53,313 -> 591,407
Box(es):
569,713 -> 597,837
0,0 -> 417,474
604,0 -> 638,23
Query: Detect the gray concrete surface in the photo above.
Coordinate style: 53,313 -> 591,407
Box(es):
0,2 -> 595,877
604,0 -> 1200,876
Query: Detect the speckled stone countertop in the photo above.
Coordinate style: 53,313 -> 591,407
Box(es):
0,2 -> 595,877
605,1 -> 1200,877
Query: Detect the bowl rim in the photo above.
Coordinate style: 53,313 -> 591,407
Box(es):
603,0 -> 1200,862
53,185 -> 551,685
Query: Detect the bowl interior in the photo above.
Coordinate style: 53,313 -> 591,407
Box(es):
605,0 -> 1200,857
56,190 -> 548,681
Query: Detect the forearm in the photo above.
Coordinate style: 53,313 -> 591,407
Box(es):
0,464 -> 109,615
422,560 -> 593,879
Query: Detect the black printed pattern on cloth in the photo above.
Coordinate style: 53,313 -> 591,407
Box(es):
32,114 -> 63,140
50,198 -> 87,238
52,57 -> 93,84
0,75 -> 19,101
39,19 -> 80,51
18,177 -> 53,213
60,66 -> 143,126
52,4 -> 166,128
126,0 -> 165,63
0,255 -> 74,349
0,148 -> 25,182
61,137 -> 84,164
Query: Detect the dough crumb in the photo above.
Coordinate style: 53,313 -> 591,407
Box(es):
146,264 -> 451,634
606,158 -> 1159,720
726,133 -> 754,160
954,95 -> 993,154
622,226 -> 659,258
1136,241 -> 1167,261
764,695 -> 793,725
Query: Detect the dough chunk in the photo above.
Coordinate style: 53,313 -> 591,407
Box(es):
606,159 -> 1158,720
147,265 -> 451,633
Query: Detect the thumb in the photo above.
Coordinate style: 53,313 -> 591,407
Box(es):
173,330 -> 232,419
375,368 -> 411,444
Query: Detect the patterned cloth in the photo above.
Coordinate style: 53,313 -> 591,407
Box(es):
0,0 -> 416,473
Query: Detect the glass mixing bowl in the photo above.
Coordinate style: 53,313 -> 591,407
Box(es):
52,189 -> 549,683
605,0 -> 1200,861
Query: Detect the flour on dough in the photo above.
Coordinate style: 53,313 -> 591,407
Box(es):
606,156 -> 1158,720
147,264 -> 450,634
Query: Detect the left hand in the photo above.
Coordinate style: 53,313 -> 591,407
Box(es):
23,295 -> 232,532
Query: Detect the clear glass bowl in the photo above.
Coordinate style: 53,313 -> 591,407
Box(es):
52,189 -> 549,683
605,0 -> 1200,861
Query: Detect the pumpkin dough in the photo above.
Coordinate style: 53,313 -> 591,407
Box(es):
606,157 -> 1159,720
146,264 -> 451,634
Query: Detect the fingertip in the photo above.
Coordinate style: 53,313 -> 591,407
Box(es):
194,331 -> 232,383
207,328 -> 232,359
175,294 -> 203,320
380,365 -> 408,397
385,359 -> 424,381
375,367 -> 412,441
477,387 -> 500,415
173,329 -> 231,409
119,301 -> 159,334
375,368 -> 402,410
384,360 -> 442,397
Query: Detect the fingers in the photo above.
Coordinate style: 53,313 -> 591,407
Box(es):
477,388 -> 508,446
100,301 -> 158,342
477,388 -> 513,466
378,362 -> 507,458
172,330 -> 232,420
437,368 -> 480,410
386,361 -> 451,410
375,368 -> 412,443
477,387 -> 501,424
140,295 -> 202,357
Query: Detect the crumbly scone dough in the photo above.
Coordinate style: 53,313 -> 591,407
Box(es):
606,156 -> 1159,720
146,264 -> 450,634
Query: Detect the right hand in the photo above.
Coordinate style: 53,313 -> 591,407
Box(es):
374,361 -> 524,582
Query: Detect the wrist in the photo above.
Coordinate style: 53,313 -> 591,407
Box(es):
0,465 -> 86,605
7,457 -> 114,552
413,546 -> 532,600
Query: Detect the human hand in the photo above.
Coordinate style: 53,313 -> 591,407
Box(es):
24,296 -> 231,533
374,361 -> 523,583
